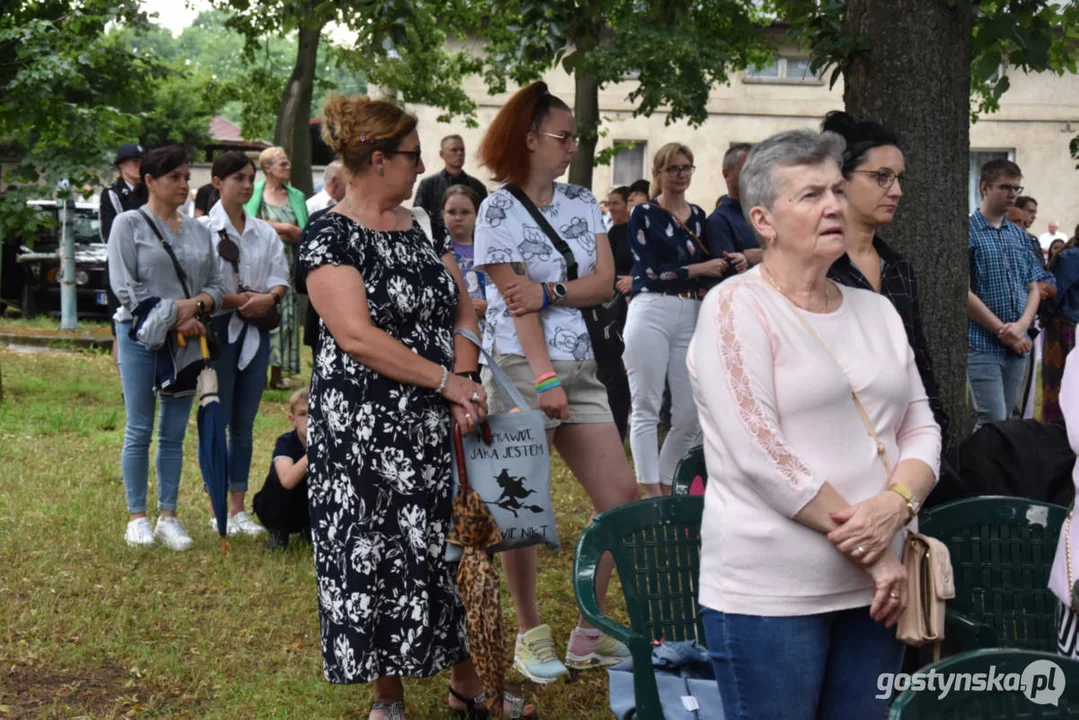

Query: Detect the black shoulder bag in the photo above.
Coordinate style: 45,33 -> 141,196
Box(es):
505,186 -> 625,366
137,209 -> 220,361
216,228 -> 282,332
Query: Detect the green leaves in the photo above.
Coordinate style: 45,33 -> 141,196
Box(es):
0,1 -> 150,236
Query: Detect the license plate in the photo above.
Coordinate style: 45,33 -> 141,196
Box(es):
96,291 -> 108,306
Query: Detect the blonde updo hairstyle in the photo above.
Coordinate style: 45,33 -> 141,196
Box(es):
258,146 -> 288,172
650,142 -> 694,198
321,93 -> 418,178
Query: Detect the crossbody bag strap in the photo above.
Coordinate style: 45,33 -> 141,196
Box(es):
138,209 -> 191,299
505,185 -> 578,280
758,275 -> 892,476
647,201 -> 709,257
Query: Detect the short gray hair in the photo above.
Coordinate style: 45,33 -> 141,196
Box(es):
739,130 -> 845,219
722,143 -> 753,173
323,160 -> 344,184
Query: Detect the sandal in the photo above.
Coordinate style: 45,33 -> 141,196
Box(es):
370,699 -> 405,719
448,686 -> 539,719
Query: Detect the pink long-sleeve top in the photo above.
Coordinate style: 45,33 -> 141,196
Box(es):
688,267 -> 941,616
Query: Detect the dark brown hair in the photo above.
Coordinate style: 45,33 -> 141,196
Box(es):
441,184 -> 481,213
321,93 -> 418,177
477,81 -> 571,187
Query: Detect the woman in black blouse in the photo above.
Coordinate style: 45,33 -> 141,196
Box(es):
597,186 -> 634,440
823,111 -> 951,448
607,186 -> 634,295
624,143 -> 729,498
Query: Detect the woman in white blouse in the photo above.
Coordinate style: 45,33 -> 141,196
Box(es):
688,129 -> 941,718
474,81 -> 638,685
200,151 -> 291,537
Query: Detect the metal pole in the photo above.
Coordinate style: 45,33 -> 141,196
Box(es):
59,198 -> 77,331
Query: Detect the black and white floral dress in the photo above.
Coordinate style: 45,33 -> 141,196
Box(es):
298,211 -> 467,684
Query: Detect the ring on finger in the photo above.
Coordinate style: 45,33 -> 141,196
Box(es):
889,591 -> 900,599
471,391 -> 480,402
853,545 -> 866,557
465,413 -> 472,421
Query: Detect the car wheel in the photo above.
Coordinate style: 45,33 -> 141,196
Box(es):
21,281 -> 38,318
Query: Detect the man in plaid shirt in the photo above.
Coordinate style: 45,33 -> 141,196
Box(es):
968,159 -> 1055,429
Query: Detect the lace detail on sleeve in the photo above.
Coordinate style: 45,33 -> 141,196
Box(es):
716,288 -> 815,490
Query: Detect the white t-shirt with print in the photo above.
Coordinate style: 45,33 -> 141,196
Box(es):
474,183 -> 606,361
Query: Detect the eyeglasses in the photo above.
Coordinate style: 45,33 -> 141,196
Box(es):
541,131 -> 579,147
664,165 -> 696,177
385,148 -> 423,167
852,168 -> 905,189
994,183 -> 1024,194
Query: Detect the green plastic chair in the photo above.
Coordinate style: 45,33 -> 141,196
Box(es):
574,496 -> 705,720
889,648 -> 1079,718
670,445 -> 706,496
918,496 -> 1067,652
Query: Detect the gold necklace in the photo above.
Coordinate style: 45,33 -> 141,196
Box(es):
761,264 -> 832,313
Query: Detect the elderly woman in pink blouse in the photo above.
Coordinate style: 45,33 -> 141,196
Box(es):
687,129 -> 941,719
1050,345 -> 1079,656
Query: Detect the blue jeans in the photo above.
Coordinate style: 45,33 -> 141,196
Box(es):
701,606 -> 904,720
116,322 -> 194,513
967,350 -> 1027,430
210,316 -> 272,493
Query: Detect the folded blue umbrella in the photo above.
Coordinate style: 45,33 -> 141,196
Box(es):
608,641 -> 724,720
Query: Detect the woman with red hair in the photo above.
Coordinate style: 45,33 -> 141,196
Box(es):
474,81 -> 639,684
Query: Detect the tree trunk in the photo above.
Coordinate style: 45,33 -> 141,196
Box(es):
569,34 -> 600,189
274,24 -> 323,197
843,0 -> 974,444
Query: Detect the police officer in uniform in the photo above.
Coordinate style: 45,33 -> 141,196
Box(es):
99,142 -> 146,241
99,142 -> 146,367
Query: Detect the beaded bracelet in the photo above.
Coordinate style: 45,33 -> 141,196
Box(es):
436,366 -> 449,395
535,376 -> 562,394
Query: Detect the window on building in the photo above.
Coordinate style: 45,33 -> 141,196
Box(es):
612,141 -> 647,188
968,149 -> 1014,214
745,56 -> 820,84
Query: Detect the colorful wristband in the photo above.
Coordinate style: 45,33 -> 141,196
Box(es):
541,282 -> 550,309
535,378 -> 562,394
534,372 -> 557,384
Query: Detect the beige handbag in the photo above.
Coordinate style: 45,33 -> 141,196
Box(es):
761,271 -> 955,652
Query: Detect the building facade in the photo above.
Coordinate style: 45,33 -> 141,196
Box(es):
407,50 -> 1079,238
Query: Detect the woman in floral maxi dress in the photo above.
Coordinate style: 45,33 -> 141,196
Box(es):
300,93 -> 538,720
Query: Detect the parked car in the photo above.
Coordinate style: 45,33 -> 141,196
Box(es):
2,200 -> 111,320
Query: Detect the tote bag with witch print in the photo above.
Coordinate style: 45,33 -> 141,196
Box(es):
447,329 -> 558,561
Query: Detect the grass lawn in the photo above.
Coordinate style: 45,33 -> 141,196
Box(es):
0,345 -> 628,719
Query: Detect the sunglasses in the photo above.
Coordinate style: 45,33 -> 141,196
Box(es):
385,148 -> 423,168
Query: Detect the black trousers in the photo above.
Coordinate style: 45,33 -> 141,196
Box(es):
596,361 -> 630,442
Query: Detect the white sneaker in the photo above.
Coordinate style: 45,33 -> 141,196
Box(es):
208,511 -> 266,537
209,514 -> 238,537
124,517 -> 155,547
229,511 -> 266,536
154,516 -> 194,551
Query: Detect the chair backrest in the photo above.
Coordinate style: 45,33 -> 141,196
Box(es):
578,496 -> 706,644
671,445 -> 707,497
918,496 -> 1068,652
889,648 -> 1079,718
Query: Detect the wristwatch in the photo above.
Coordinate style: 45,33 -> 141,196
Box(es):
887,483 -> 920,520
194,297 -> 206,314
270,291 -> 282,305
551,282 -> 568,303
